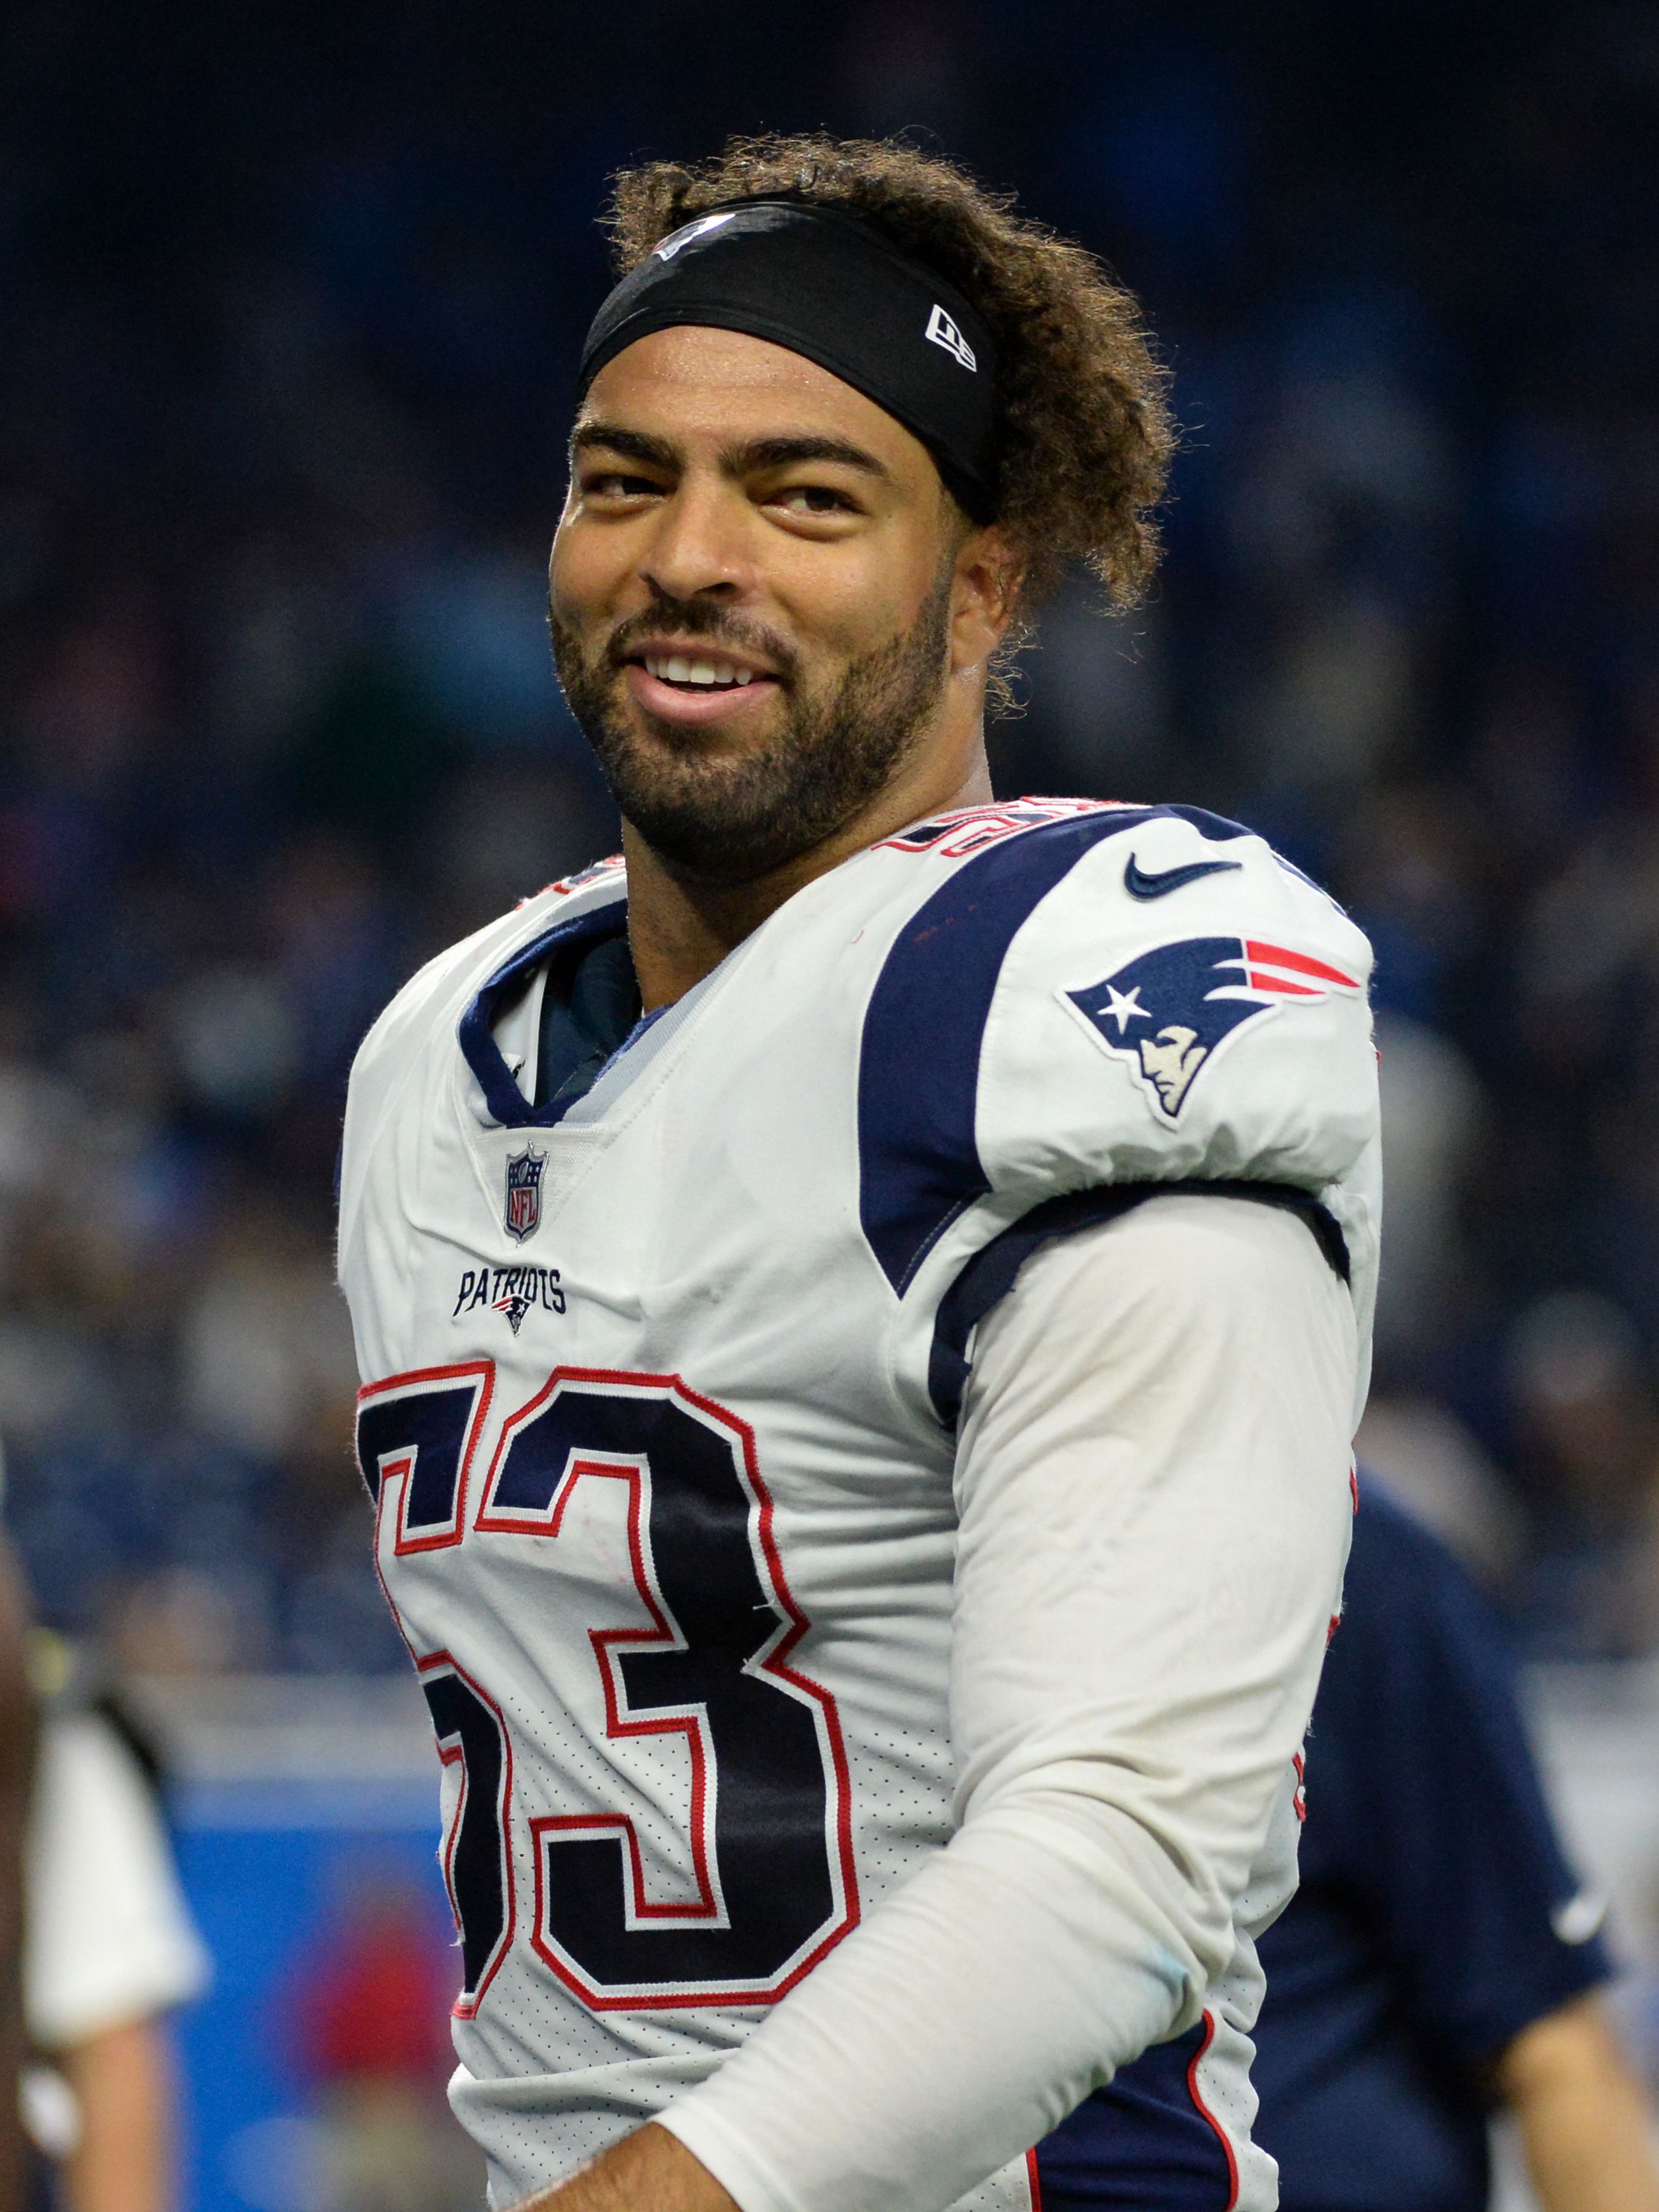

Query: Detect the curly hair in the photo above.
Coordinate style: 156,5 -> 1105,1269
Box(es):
602,135 -> 1175,630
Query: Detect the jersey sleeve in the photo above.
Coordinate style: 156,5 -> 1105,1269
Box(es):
976,821 -> 1376,1201
1309,1486 -> 1612,2061
855,805 -> 1381,1433
659,1195 -> 1356,2212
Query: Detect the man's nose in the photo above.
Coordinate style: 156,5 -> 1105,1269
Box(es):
639,477 -> 753,603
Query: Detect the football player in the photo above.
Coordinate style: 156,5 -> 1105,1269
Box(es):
339,136 -> 1382,2212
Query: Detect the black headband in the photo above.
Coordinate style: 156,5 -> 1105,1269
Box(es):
576,202 -> 1000,521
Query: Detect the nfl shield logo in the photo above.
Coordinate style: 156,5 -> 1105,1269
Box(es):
503,1144 -> 546,1243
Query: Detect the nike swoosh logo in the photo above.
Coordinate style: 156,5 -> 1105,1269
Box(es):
1123,854 -> 1243,901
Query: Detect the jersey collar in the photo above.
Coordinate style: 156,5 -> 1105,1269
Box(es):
458,900 -> 631,1128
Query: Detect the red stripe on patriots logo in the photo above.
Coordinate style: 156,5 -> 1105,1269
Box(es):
1244,940 -> 1360,994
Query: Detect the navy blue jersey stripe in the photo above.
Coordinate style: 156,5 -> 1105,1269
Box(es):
857,806 -> 1253,1295
1032,2022 -> 1235,2208
928,1180 -> 1349,1427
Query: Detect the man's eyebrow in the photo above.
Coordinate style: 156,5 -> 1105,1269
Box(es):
728,434 -> 892,480
568,423 -> 892,482
570,422 -> 679,469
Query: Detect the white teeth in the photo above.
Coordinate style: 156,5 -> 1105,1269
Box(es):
642,654 -> 759,688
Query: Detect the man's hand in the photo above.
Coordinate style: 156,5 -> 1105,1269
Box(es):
522,2125 -> 739,2212
1497,1993 -> 1659,2212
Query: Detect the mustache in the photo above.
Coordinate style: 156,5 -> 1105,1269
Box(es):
601,598 -> 798,683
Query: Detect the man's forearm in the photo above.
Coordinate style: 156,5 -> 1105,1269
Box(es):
624,1201 -> 1351,2212
61,2018 -> 177,2212
526,2124 -> 738,2212
1499,1994 -> 1659,2212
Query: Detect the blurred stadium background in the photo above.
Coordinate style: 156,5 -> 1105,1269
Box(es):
1,2 -> 1657,2206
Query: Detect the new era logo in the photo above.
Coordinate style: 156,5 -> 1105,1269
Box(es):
654,211 -> 739,262
925,304 -> 976,371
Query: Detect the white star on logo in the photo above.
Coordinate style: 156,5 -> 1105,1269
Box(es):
1100,984 -> 1150,1033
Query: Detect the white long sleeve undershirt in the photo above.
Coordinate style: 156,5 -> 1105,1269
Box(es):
658,1193 -> 1358,2212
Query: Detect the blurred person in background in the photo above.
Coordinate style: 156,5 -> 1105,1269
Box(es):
283,1864 -> 483,2212
1502,1294 -> 1659,1660
0,1537 -> 35,2212
18,1635 -> 209,2212
1252,1481 -> 1659,2212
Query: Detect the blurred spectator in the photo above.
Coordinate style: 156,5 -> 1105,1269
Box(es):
104,1571 -> 270,1681
281,1868 -> 482,2212
1354,1394 -> 1524,1590
1505,1293 -> 1659,1660
1369,1011 -> 1487,1376
1254,1482 -> 1659,2212
1004,582 -> 1174,801
0,1537 -> 36,2212
178,1202 -> 356,1466
18,1634 -> 206,2212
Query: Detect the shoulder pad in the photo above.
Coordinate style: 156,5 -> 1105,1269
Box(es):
857,802 -> 1376,1293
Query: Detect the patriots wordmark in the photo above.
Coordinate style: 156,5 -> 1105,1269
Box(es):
1066,935 -> 1362,1124
452,1264 -> 566,1335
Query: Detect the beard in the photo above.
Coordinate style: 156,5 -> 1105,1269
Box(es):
549,571 -> 953,887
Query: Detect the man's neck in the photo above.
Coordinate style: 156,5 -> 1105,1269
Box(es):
624,745 -> 994,1013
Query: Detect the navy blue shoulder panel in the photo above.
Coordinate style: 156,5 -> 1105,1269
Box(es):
928,1179 -> 1350,1428
857,805 -> 1252,1294
457,898 -> 629,1129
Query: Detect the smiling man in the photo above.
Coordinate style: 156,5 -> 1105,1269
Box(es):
339,137 -> 1381,2212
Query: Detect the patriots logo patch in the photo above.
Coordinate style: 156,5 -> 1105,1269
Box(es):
1065,936 -> 1361,1124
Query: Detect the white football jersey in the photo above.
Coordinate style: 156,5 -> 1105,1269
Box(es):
337,798 -> 1379,2208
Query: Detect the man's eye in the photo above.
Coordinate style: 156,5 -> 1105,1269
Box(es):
584,471 -> 662,499
775,484 -> 857,516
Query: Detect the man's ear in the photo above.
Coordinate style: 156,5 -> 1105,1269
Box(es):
949,524 -> 1023,675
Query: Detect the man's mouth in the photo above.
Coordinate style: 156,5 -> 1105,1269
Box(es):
640,653 -> 758,691
620,644 -> 782,728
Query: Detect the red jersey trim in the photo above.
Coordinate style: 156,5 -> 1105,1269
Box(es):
1186,2009 -> 1240,2211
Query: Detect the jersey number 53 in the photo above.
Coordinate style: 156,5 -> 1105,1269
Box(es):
356,1363 -> 860,2014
